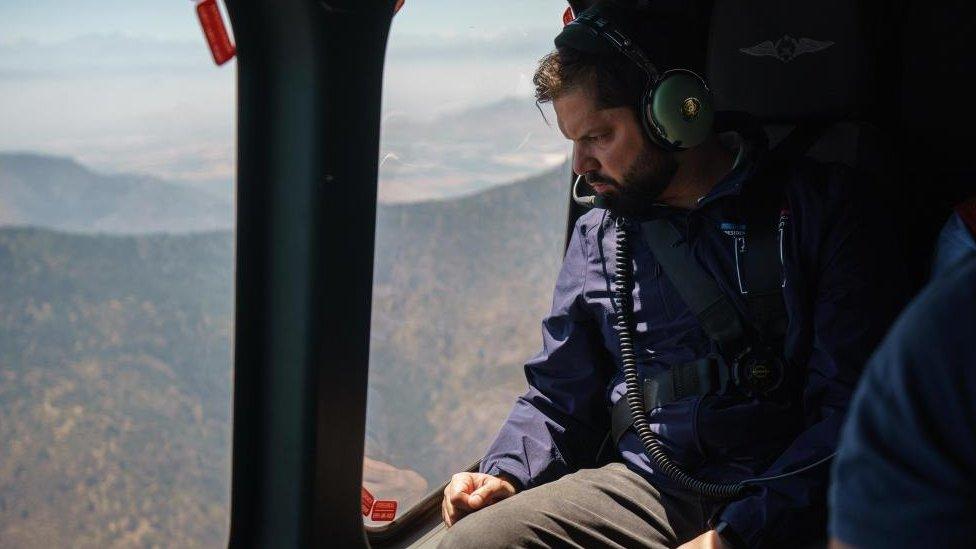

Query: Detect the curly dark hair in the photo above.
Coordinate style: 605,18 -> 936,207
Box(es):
533,47 -> 647,111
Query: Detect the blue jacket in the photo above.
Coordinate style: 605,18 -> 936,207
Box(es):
479,137 -> 903,547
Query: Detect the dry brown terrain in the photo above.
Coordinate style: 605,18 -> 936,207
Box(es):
0,163 -> 568,545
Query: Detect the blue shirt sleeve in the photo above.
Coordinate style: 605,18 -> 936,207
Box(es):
829,258 -> 976,549
479,215 -> 613,489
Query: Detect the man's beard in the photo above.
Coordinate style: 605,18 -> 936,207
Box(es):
586,144 -> 677,217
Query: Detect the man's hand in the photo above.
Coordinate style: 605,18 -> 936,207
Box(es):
441,472 -> 517,527
677,530 -> 729,549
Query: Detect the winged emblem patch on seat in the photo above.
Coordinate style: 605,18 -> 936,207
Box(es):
740,35 -> 835,63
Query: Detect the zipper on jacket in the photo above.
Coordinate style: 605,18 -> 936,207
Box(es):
778,208 -> 790,288
733,236 -> 748,294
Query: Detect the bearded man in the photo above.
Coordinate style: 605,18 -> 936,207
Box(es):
439,2 -> 901,547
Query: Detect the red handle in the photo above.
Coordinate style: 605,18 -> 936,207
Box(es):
196,0 -> 236,66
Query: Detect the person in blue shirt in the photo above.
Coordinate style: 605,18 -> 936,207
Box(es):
828,255 -> 976,548
440,3 -> 902,547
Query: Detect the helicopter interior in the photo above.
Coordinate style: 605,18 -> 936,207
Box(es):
0,0 -> 972,547
221,0 -> 975,547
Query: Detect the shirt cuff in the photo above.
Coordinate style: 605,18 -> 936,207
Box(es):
717,491 -> 767,547
714,520 -> 748,549
480,460 -> 529,492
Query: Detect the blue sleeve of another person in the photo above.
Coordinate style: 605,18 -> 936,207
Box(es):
829,258 -> 976,548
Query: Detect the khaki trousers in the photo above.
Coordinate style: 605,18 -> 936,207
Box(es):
439,462 -> 724,549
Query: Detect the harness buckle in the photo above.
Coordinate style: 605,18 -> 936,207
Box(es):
731,345 -> 785,397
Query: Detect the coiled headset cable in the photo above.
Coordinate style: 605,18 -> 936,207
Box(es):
611,215 -> 835,498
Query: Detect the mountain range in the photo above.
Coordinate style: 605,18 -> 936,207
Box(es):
0,153 -> 234,234
0,96 -> 568,232
0,152 -> 571,545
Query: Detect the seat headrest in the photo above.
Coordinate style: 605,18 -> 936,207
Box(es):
706,0 -> 876,122
898,0 -> 976,172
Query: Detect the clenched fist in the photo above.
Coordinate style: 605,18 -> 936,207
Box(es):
441,472 -> 518,527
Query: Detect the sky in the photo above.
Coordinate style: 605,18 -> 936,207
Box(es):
0,1 -> 568,197
0,1 -> 566,44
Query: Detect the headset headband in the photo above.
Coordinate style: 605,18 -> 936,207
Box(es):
559,5 -> 714,151
567,11 -> 661,86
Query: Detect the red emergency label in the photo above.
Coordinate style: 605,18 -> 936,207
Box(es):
371,500 -> 398,522
361,487 -> 375,517
196,0 -> 236,65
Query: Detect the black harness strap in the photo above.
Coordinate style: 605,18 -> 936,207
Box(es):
739,225 -> 788,338
609,215 -> 783,444
640,219 -> 745,347
607,123 -> 825,447
735,122 -> 829,339
608,219 -> 745,444
610,355 -> 729,443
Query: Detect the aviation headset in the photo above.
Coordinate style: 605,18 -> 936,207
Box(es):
560,6 -> 714,152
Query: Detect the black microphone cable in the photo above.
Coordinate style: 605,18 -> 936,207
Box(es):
611,216 -> 835,498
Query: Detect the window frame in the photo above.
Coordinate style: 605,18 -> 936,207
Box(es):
225,0 -> 582,546
225,1 -> 393,546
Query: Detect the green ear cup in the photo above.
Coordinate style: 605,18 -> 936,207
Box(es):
646,70 -> 714,150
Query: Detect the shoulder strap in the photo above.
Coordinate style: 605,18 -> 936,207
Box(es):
739,222 -> 788,339
736,122 -> 828,341
639,124 -> 824,347
640,219 -> 745,348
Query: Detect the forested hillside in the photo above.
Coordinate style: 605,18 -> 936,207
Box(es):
369,164 -> 568,488
0,162 -> 570,545
0,229 -> 234,547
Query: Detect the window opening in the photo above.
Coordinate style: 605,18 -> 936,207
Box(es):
364,0 -> 571,526
0,2 -> 236,546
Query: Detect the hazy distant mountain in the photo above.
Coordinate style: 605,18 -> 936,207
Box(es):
0,96 -> 566,235
0,160 -> 572,544
379,96 -> 568,202
0,153 -> 234,234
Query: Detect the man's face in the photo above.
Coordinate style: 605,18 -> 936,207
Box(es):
554,84 -> 677,217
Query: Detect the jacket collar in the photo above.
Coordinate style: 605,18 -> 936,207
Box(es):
626,131 -> 765,224
692,131 -> 763,210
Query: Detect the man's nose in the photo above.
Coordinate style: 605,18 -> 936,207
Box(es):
572,144 -> 599,176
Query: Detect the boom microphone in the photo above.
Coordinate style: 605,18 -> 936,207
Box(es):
572,175 -> 609,209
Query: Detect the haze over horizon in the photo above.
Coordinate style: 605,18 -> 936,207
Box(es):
0,92 -> 568,206
0,1 -> 567,202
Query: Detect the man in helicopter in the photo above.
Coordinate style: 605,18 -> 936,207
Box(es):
440,2 -> 903,547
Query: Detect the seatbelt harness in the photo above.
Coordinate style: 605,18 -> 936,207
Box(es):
609,215 -> 787,443
608,125 -> 815,444
642,219 -> 749,348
